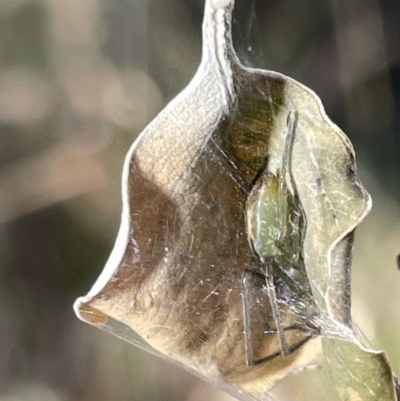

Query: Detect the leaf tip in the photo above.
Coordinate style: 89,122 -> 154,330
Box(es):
208,0 -> 234,10
74,296 -> 108,325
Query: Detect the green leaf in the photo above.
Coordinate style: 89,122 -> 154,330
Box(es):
323,337 -> 397,401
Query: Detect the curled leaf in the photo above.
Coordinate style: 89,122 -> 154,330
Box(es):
74,0 -> 397,399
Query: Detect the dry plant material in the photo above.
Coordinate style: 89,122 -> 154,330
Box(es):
75,0 -> 398,399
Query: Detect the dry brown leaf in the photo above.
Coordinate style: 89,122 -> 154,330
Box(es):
74,0 -> 397,399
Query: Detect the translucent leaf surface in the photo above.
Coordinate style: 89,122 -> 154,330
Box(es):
74,0 -> 398,399
323,337 -> 397,401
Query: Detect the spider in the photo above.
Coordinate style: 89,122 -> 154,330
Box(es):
243,111 -> 320,367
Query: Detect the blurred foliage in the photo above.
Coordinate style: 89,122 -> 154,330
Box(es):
0,0 -> 399,400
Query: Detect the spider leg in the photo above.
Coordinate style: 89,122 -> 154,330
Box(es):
242,263 -> 290,368
276,111 -> 297,252
263,256 -> 290,357
242,269 -> 256,367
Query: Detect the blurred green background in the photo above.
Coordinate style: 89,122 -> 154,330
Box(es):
0,0 -> 399,400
